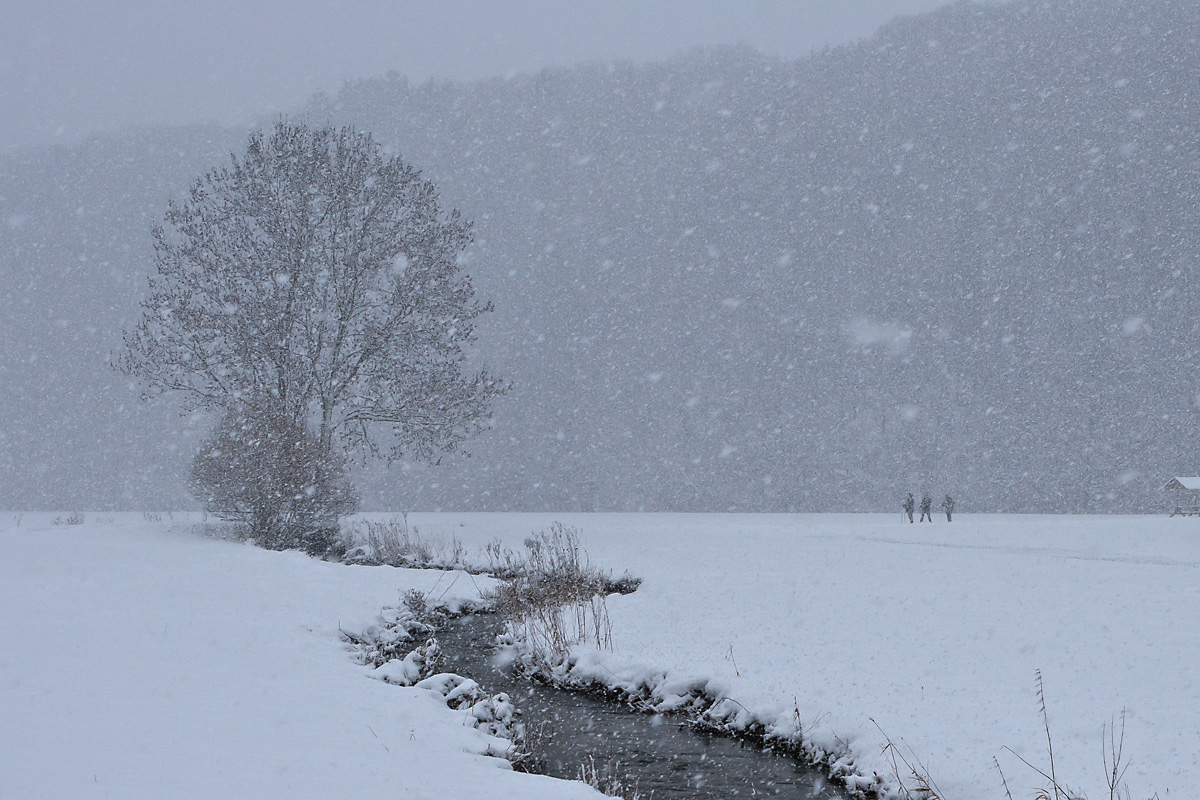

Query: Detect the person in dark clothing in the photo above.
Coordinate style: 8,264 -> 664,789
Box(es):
941,495 -> 955,522
919,493 -> 933,522
902,492 -> 915,523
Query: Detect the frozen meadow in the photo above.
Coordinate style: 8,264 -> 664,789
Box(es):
2,512 -> 1196,799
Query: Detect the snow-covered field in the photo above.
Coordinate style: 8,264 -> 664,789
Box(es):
0,514 -> 598,800
406,512 -> 1198,799
3,512 -> 1196,799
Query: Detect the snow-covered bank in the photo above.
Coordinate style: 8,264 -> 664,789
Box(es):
397,512 -> 1200,799
0,514 -> 599,800
5,511 -> 1194,798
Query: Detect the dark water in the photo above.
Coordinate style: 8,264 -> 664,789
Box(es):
437,615 -> 848,799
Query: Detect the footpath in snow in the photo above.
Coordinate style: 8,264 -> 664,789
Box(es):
0,514 -> 601,800
404,512 -> 1199,800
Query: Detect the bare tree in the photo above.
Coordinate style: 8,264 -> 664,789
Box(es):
122,120 -> 504,539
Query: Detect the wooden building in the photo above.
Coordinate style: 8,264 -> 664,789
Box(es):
1164,477 -> 1200,516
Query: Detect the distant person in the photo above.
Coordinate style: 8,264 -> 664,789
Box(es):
902,492 -> 915,523
941,495 -> 955,522
919,493 -> 933,522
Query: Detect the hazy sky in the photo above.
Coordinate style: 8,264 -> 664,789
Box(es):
2,0 -> 954,152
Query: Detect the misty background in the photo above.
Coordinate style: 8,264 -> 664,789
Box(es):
3,0 -> 1198,513
1,0 -> 949,154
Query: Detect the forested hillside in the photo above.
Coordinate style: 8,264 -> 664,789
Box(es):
3,1 -> 1197,512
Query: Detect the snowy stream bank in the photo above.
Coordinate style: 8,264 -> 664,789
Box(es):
4,512 -> 1194,799
356,604 -> 851,798
0,516 -> 601,800
374,512 -> 1199,800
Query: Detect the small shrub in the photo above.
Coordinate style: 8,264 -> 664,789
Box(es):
51,512 -> 85,526
189,401 -> 357,555
485,537 -> 525,579
401,588 -> 430,621
487,523 -> 614,664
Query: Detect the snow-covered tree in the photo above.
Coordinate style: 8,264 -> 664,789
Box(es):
122,120 -> 504,537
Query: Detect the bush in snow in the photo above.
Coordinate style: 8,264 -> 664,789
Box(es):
486,523 -> 615,664
189,401 -> 357,554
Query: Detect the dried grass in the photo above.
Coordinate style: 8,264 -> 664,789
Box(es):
577,755 -> 641,800
992,673 -> 1161,800
343,515 -> 466,569
486,522 -> 614,664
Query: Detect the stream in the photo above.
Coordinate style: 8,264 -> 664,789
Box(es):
436,614 -> 850,799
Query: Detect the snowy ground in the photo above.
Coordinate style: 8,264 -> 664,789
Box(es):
3,512 -> 1195,799
0,514 -> 599,800
399,512 -> 1199,800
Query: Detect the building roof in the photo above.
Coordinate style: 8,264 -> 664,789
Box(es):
1164,477 -> 1200,491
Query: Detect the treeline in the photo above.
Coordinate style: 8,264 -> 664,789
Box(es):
2,0 -> 1198,511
